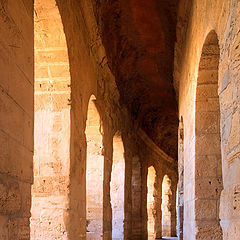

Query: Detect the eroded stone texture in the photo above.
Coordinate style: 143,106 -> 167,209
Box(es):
0,0 -> 33,239
1,0 -> 239,240
177,118 -> 184,240
219,2 -> 240,239
174,0 -> 240,239
195,31 -> 223,240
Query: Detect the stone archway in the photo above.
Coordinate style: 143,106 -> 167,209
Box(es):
195,30 -> 223,240
31,0 -> 71,239
111,133 -> 125,239
85,95 -> 104,240
147,166 -> 157,239
162,175 -> 172,237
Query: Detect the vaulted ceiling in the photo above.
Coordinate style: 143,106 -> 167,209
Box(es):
92,0 -> 179,159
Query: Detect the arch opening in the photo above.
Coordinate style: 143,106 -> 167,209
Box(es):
86,95 -> 104,240
110,133 -> 125,239
161,175 -> 172,237
31,0 -> 71,239
195,30 -> 223,239
147,166 -> 157,239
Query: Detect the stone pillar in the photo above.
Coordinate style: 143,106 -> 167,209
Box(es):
103,130 -> 113,240
154,172 -> 163,239
141,163 -> 148,240
177,205 -> 184,240
124,148 -> 134,239
170,181 -> 177,237
177,118 -> 184,240
131,155 -> 143,239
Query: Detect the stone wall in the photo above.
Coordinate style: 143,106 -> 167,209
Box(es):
0,1 -> 33,239
195,30 -> 223,239
131,155 -> 142,239
174,0 -> 240,239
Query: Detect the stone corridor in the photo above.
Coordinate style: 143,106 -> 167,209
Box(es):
0,0 -> 239,240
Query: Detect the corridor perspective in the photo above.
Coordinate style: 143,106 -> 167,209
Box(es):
0,0 -> 239,239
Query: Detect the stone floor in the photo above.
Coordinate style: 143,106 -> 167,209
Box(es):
149,237 -> 177,240
162,238 -> 177,240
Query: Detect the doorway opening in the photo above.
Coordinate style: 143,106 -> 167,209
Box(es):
111,133 -> 125,239
86,95 -> 104,240
162,175 -> 172,237
147,166 -> 157,239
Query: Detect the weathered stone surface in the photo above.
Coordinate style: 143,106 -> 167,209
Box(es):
0,176 -> 21,215
175,0 -> 240,239
0,0 -> 33,238
0,0 -> 239,240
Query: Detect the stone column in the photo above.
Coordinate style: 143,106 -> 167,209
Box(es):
154,172 -> 162,239
177,204 -> 184,240
177,118 -> 184,240
124,149 -> 133,239
103,130 -> 113,240
141,164 -> 148,239
170,181 -> 177,237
